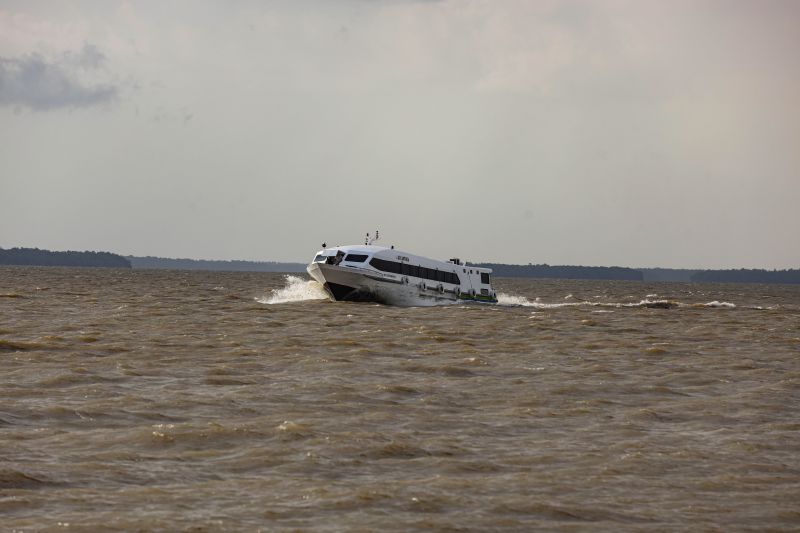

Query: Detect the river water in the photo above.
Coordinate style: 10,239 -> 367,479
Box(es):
1,267 -> 799,531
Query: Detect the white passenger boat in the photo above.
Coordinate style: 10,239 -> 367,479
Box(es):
306,233 -> 498,306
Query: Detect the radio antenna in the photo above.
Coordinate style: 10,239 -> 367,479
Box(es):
366,230 -> 380,246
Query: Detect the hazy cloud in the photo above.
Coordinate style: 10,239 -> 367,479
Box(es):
0,44 -> 117,110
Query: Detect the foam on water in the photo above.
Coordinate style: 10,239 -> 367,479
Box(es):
257,280 -> 739,309
497,293 -> 737,310
496,293 -> 537,306
257,275 -> 328,304
497,293 -> 600,308
700,301 -> 737,309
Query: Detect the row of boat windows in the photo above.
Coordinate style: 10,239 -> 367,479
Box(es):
326,253 -> 490,285
369,258 -> 461,285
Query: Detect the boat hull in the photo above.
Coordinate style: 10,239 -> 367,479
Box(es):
307,263 -> 466,307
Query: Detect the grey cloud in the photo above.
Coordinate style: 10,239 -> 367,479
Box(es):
0,44 -> 118,111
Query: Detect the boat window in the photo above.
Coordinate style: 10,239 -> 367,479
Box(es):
370,257 -> 400,274
369,258 -> 460,284
314,254 -> 326,263
345,254 -> 368,263
481,273 -> 490,284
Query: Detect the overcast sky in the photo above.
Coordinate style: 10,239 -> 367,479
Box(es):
1,0 -> 798,268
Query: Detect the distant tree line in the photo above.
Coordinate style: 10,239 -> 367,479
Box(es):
127,256 -> 306,272
690,269 -> 800,284
638,268 -> 699,282
475,263 -> 644,281
0,247 -> 131,268
4,246 -> 797,284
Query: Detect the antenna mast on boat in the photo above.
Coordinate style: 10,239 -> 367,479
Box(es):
365,230 -> 380,246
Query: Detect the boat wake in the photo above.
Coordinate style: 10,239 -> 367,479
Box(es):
258,278 -> 742,309
257,275 -> 328,304
496,293 -> 737,310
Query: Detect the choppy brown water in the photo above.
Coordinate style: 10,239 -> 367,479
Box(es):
1,266 -> 799,531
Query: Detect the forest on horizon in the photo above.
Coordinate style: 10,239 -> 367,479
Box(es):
2,247 -> 799,284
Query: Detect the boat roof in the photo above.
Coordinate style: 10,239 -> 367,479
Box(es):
314,244 -> 492,273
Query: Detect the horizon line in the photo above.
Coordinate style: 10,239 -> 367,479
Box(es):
2,245 -> 799,272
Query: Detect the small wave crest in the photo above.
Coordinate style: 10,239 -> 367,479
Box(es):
697,301 -> 736,309
257,275 -> 328,305
497,294 -> 600,309
0,339 -> 47,352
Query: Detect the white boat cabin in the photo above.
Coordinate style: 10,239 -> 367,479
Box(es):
311,244 -> 496,302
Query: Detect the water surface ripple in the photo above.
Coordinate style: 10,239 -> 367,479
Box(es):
1,267 -> 799,531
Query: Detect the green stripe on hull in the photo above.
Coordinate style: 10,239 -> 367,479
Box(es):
457,293 -> 498,303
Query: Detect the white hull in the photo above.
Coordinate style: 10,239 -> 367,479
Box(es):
307,263 -> 459,307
